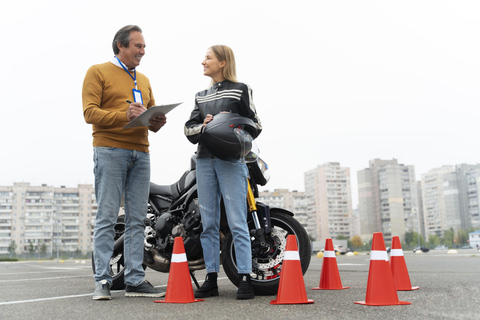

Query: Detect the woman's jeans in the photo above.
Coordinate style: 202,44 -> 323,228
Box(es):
196,157 -> 252,274
93,147 -> 150,286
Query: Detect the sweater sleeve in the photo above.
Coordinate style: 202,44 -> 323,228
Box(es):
82,65 -> 128,126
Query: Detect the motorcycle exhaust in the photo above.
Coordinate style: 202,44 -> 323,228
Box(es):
144,248 -> 205,272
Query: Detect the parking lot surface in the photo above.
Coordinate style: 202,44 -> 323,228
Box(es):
1,249 -> 479,320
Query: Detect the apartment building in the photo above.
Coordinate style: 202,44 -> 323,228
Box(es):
455,164 -> 480,230
54,184 -> 96,253
0,182 -> 96,255
304,162 -> 353,243
421,165 -> 469,238
357,159 -> 420,243
257,189 -> 308,231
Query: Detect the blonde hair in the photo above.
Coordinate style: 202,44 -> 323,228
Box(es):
209,45 -> 237,86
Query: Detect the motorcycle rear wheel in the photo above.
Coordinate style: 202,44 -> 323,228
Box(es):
221,208 -> 311,295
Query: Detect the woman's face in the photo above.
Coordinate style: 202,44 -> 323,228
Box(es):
202,48 -> 225,81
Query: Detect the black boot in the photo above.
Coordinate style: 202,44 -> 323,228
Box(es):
236,274 -> 255,299
194,272 -> 219,298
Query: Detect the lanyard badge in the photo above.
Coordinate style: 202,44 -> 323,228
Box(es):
115,56 -> 143,104
132,89 -> 143,104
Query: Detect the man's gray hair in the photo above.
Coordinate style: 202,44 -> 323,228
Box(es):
112,25 -> 142,54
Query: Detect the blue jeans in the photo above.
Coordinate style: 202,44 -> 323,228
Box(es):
93,147 -> 150,286
196,157 -> 252,274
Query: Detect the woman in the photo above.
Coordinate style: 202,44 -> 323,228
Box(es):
184,45 -> 262,300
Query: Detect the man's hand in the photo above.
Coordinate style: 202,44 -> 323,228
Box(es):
126,102 -> 146,121
149,114 -> 167,132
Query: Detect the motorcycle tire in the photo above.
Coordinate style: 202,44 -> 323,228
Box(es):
91,214 -> 145,290
221,208 -> 311,295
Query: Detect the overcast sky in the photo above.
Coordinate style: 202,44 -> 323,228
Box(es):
2,0 -> 479,206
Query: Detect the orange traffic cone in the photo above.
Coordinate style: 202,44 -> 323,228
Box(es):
155,237 -> 204,304
270,235 -> 314,305
312,238 -> 349,290
354,232 -> 410,306
390,236 -> 419,291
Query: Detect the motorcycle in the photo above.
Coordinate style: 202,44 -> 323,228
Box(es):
92,155 -> 311,295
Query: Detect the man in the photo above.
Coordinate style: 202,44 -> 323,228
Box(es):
82,25 -> 166,300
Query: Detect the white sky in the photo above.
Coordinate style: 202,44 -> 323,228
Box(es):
1,0 -> 479,206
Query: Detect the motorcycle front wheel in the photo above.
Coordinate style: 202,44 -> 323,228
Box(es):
221,208 -> 311,295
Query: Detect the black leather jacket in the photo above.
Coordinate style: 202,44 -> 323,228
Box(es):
184,80 -> 262,158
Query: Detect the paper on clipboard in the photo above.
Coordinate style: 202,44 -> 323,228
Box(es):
123,102 -> 182,129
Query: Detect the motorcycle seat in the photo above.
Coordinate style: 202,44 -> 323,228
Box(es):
149,182 -> 179,199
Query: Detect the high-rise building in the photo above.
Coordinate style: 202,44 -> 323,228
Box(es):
416,181 -> 425,239
357,159 -> 420,243
351,208 -> 361,237
455,164 -> 480,230
421,166 -> 462,238
421,164 -> 480,238
0,182 -> 96,255
304,162 -> 353,243
54,184 -> 96,253
257,189 -> 308,231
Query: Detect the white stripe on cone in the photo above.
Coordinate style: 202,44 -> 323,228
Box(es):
323,251 -> 336,258
171,252 -> 187,263
370,250 -> 389,261
390,249 -> 404,257
284,250 -> 300,260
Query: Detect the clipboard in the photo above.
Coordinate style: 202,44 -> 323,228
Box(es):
123,102 -> 182,129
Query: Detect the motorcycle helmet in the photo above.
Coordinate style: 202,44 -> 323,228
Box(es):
233,127 -> 260,163
200,112 -> 259,162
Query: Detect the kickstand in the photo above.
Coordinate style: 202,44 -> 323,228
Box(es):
190,270 -> 200,289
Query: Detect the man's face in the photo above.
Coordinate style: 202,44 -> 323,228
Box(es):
117,31 -> 145,70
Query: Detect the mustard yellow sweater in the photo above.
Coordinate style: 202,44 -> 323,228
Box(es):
82,61 -> 156,153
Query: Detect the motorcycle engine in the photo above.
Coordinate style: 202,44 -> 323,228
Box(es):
151,200 -> 203,260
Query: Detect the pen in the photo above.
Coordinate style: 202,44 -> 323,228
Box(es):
126,100 -> 146,111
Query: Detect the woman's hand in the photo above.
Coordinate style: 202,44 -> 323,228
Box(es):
203,114 -> 213,127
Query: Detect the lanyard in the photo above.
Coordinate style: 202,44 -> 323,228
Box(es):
115,56 -> 137,89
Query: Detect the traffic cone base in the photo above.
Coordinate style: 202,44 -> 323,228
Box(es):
312,238 -> 349,290
390,236 -> 419,291
270,298 -> 314,305
270,235 -> 314,305
154,237 -> 204,304
354,300 -> 411,306
399,286 -> 420,291
354,233 -> 411,306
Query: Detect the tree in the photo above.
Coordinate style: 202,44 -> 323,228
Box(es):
455,229 -> 468,246
404,231 -> 424,248
39,241 -> 47,254
428,234 -> 440,248
8,240 -> 17,257
404,231 -> 415,246
443,228 -> 455,247
28,242 -> 35,254
351,235 -> 362,249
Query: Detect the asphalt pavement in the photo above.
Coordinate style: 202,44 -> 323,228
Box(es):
1,249 -> 479,320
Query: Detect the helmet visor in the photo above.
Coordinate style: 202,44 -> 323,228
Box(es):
234,128 -> 259,163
